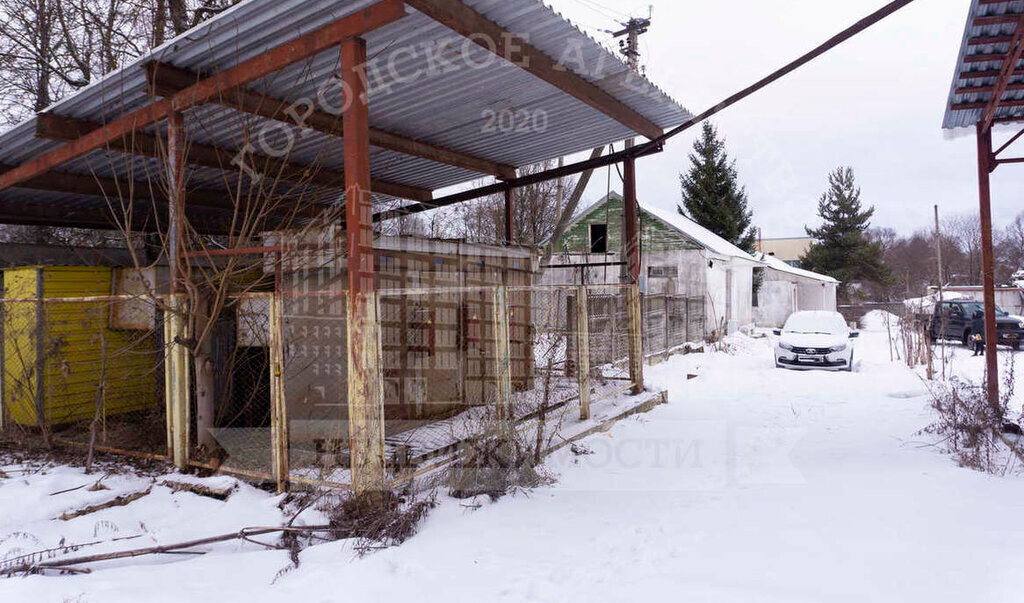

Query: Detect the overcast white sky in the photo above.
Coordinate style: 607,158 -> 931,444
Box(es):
542,0 -> 1023,238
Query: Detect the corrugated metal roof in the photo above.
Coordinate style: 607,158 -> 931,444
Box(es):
0,0 -> 690,229
943,0 -> 1024,129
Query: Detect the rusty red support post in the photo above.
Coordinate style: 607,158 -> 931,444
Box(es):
622,158 -> 641,283
622,156 -> 644,394
342,37 -> 387,499
504,187 -> 514,246
976,122 -> 1000,410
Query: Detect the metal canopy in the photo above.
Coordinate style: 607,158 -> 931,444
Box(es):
0,0 -> 690,232
944,0 -> 1024,129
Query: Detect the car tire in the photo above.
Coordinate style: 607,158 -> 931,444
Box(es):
962,330 -> 971,347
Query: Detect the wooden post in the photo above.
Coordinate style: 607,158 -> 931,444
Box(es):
575,285 -> 591,420
626,284 -> 644,394
165,109 -> 190,470
623,156 -> 644,394
342,37 -> 387,498
492,286 -> 512,421
269,292 -> 289,493
976,122 -> 1000,409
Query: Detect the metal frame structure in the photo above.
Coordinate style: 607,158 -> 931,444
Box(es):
944,0 -> 1024,407
0,0 -> 919,496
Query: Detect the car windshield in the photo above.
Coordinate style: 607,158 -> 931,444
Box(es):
959,302 -> 1009,317
782,312 -> 848,335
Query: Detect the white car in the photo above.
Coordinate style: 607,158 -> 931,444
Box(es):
773,311 -> 858,372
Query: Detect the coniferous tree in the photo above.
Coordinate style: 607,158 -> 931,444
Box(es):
801,167 -> 889,299
677,122 -> 757,254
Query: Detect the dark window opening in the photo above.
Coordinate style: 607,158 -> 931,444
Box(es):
590,224 -> 608,253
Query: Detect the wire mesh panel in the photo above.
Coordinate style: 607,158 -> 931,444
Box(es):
280,287 -> 349,484
586,285 -> 635,403
189,293 -> 275,477
514,286 -> 579,413
1,295 -> 165,457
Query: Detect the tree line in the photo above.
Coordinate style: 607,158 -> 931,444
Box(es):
0,0 -> 239,125
676,121 -> 1024,304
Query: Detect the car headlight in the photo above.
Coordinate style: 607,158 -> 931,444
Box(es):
779,342 -> 795,351
1019,321 -> 1024,329
830,344 -> 847,352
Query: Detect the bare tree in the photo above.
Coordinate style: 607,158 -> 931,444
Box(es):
942,213 -> 982,285
456,161 -> 577,246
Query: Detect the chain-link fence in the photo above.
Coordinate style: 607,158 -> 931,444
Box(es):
1,295 -> 166,458
2,280 -> 659,490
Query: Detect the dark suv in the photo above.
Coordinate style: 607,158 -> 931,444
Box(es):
929,300 -> 1023,350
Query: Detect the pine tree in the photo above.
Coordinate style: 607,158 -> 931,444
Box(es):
801,167 -> 889,299
677,122 -> 757,254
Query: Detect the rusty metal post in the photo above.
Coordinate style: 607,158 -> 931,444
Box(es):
165,109 -> 190,470
504,187 -> 514,246
623,157 -> 644,394
269,291 -> 289,493
575,285 -> 591,420
492,286 -> 512,421
342,37 -> 387,498
976,123 -> 1000,410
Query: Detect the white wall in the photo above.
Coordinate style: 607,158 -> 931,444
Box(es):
755,266 -> 838,326
754,281 -> 795,327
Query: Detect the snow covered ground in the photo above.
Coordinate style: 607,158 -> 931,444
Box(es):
4,326 -> 1024,602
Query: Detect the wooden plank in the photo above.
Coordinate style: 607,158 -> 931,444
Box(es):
575,285 -> 591,420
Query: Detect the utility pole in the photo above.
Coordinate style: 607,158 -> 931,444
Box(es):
613,10 -> 651,150
934,204 -> 946,378
613,10 -> 651,395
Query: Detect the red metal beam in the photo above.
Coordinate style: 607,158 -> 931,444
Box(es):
951,98 -> 1024,110
975,123 -> 1000,409
503,187 -> 514,246
405,0 -> 663,140
969,35 -> 1015,46
622,157 -> 640,285
35,112 -> 430,203
959,68 -> 1024,79
0,0 -> 406,194
982,14 -> 1024,130
955,83 -> 1024,95
974,14 -> 1024,27
963,53 -> 1021,63
994,124 -> 1024,155
167,110 -> 187,294
145,61 -> 515,180
343,38 -> 374,298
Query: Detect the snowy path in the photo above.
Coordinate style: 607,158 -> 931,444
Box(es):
5,331 -> 1024,602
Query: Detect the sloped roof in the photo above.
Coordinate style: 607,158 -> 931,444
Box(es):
558,192 -> 763,264
0,0 -> 691,232
639,201 -> 762,264
754,252 -> 838,284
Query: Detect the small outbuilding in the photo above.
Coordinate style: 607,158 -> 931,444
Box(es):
752,252 -> 839,327
543,192 -> 763,337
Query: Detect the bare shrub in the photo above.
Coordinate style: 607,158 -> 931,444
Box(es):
325,490 -> 436,552
923,356 -> 1017,473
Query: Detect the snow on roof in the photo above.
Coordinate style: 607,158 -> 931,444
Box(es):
753,252 -> 838,284
638,201 -> 762,264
